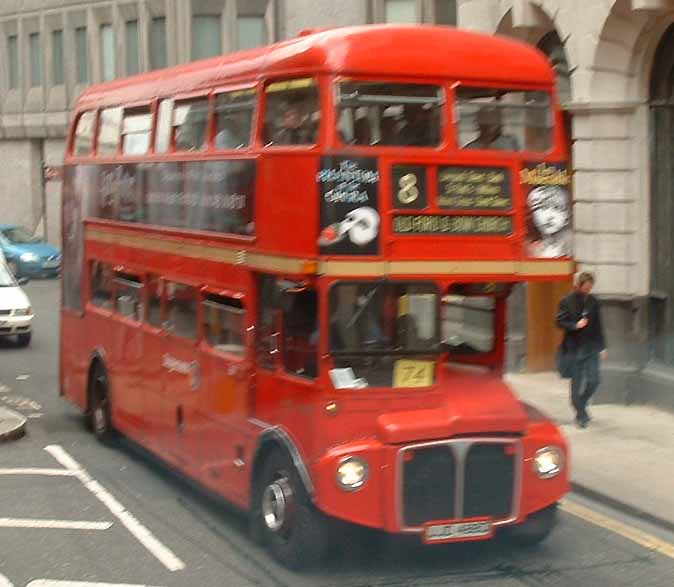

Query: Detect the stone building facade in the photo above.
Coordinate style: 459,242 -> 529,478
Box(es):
2,0 -> 674,407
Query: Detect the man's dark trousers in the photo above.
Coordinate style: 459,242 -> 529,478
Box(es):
571,353 -> 600,419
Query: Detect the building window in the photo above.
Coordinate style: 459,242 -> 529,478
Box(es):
192,15 -> 222,60
237,16 -> 266,50
385,0 -> 417,23
434,0 -> 457,25
52,29 -> 64,85
125,19 -> 140,76
29,32 -> 42,87
75,27 -> 88,84
100,24 -> 116,81
7,34 -> 19,89
149,17 -> 167,70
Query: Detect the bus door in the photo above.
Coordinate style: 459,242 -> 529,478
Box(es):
141,274 -> 167,452
197,292 -> 252,498
253,275 -> 320,457
159,281 -> 201,470
110,272 -> 145,439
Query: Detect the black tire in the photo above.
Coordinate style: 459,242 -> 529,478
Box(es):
17,332 -> 31,347
251,449 -> 328,570
504,503 -> 558,547
89,363 -> 116,444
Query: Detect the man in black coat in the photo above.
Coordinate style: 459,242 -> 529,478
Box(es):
556,272 -> 607,427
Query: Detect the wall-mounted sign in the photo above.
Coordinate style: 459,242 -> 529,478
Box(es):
393,214 -> 513,236
438,166 -> 512,210
317,157 -> 380,255
521,162 -> 572,258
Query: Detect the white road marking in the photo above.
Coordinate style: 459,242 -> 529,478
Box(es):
0,518 -> 112,530
27,581 -> 166,587
0,572 -> 13,587
0,468 -> 76,476
44,445 -> 186,572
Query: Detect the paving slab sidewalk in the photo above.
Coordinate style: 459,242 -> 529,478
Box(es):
0,405 -> 26,442
506,371 -> 674,530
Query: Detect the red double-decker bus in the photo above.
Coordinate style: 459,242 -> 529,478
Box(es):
60,25 -> 572,569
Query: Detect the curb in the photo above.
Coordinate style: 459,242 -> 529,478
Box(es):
571,481 -> 674,535
0,407 -> 27,443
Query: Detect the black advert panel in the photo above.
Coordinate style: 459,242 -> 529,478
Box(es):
438,166 -> 512,211
317,157 -> 380,255
392,165 -> 428,210
89,160 -> 256,235
393,215 -> 513,236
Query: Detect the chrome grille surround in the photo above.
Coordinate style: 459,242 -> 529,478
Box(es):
396,437 -> 522,533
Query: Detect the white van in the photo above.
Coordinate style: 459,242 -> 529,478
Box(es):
0,262 -> 33,346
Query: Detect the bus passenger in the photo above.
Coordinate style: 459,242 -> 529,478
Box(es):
464,106 -> 519,150
397,104 -> 436,147
273,102 -> 315,145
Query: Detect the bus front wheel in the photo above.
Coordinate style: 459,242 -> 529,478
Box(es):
504,503 -> 558,547
89,363 -> 115,444
252,448 -> 328,570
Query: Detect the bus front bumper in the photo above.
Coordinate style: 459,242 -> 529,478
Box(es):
312,421 -> 569,540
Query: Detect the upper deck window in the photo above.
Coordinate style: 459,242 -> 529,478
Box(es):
74,111 -> 96,157
122,108 -> 152,156
174,98 -> 210,152
337,82 -> 444,148
215,89 -> 257,150
97,107 -> 123,157
264,79 -> 319,146
457,87 -> 553,153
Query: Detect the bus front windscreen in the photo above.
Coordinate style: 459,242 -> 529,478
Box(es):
329,282 -> 441,389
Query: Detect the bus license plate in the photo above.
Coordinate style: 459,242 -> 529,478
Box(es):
424,520 -> 493,543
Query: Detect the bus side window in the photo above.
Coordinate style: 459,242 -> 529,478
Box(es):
282,289 -> 318,379
264,79 -> 320,146
165,282 -> 198,339
155,99 -> 174,154
73,111 -> 96,156
122,107 -> 152,156
173,98 -> 210,152
202,295 -> 245,356
215,89 -> 256,150
89,261 -> 114,310
146,274 -> 163,328
113,272 -> 144,322
97,107 -> 123,156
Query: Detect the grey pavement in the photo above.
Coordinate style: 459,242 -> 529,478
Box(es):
507,371 -> 674,530
0,405 -> 26,442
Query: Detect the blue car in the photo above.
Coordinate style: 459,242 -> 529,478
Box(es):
0,224 -> 61,278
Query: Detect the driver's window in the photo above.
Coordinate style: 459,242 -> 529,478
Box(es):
282,289 -> 318,379
441,295 -> 495,355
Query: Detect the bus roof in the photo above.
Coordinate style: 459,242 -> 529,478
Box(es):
76,25 -> 554,112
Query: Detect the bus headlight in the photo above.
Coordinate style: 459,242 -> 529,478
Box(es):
336,456 -> 369,491
533,446 -> 564,479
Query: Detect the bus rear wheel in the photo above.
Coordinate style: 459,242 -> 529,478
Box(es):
89,363 -> 115,444
252,449 -> 328,570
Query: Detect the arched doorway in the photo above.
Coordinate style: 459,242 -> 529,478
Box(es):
649,23 -> 674,367
524,31 -> 574,372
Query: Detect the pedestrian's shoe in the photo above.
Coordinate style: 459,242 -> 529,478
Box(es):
575,414 -> 589,428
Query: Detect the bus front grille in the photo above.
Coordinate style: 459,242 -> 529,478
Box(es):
399,439 -> 519,530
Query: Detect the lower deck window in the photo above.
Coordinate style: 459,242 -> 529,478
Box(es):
202,295 -> 245,356
442,295 -> 495,354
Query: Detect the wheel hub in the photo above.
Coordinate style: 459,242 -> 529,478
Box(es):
93,404 -> 106,435
262,477 -> 294,532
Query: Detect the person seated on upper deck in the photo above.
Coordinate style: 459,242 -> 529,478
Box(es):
464,105 -> 519,151
396,104 -> 437,147
215,114 -> 248,149
271,101 -> 315,145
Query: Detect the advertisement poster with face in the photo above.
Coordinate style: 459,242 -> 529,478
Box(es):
317,157 -> 380,255
521,163 -> 572,258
